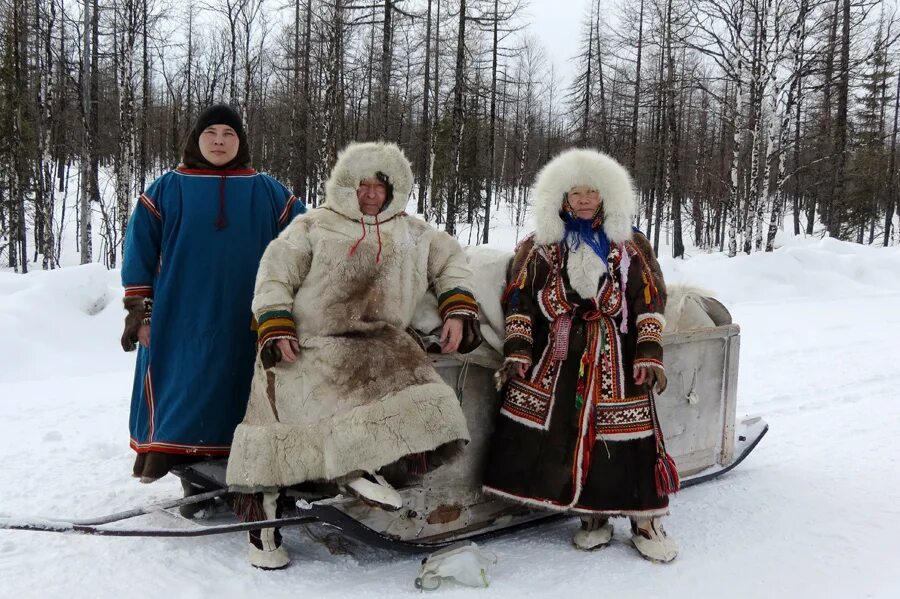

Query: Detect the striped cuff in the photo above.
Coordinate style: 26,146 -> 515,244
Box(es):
438,288 -> 479,321
256,309 -> 298,347
124,284 -> 154,299
505,314 -> 533,345
636,312 -> 665,345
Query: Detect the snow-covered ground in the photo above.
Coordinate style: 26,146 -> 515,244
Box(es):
2,204 -> 900,597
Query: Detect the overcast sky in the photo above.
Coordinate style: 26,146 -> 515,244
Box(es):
521,0 -> 593,87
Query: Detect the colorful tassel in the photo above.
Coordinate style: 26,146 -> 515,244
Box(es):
654,453 -> 681,497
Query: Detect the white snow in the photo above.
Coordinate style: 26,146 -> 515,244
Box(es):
2,212 -> 900,597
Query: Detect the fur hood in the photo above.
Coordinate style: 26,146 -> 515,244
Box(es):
323,141 -> 414,222
531,148 -> 636,245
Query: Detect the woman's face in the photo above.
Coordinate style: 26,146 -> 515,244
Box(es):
198,125 -> 239,167
357,177 -> 388,215
567,185 -> 601,219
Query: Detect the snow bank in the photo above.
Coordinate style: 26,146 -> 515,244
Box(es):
0,264 -> 131,383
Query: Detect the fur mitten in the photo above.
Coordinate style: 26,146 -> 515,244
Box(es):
121,296 -> 152,351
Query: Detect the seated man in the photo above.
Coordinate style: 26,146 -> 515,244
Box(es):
226,141 -> 481,569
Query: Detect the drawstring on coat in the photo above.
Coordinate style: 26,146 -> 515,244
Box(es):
215,175 -> 229,230
347,215 -> 383,263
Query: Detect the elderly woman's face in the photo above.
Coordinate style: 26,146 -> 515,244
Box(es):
567,185 -> 601,219
357,177 -> 387,215
199,125 -> 239,167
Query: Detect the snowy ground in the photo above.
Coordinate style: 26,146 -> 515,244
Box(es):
2,206 -> 900,596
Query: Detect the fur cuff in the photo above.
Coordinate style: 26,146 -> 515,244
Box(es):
256,310 -> 298,347
438,288 -> 479,321
633,358 -> 665,372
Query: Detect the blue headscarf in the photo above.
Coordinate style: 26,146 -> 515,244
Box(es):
563,212 -> 610,266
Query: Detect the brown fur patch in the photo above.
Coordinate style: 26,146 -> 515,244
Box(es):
265,371 -> 280,421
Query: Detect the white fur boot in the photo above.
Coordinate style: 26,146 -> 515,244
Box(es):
247,492 -> 290,570
573,516 -> 613,550
630,516 -> 678,563
344,473 -> 403,511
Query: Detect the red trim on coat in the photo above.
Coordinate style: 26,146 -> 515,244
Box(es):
143,366 -> 156,442
175,166 -> 257,176
124,285 -> 154,298
129,438 -> 231,456
138,193 -> 162,220
278,195 -> 298,227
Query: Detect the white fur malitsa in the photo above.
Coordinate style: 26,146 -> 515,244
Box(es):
226,142 -> 474,492
531,148 -> 636,246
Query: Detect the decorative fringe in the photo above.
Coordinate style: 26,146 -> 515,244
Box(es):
654,453 -> 681,497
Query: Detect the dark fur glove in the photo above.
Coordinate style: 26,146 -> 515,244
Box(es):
259,340 -> 282,369
121,296 -> 152,352
456,316 -> 484,355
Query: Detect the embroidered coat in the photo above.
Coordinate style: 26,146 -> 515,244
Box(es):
482,149 -> 671,517
122,167 -> 305,457
225,142 -> 478,493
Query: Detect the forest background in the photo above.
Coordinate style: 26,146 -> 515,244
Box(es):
1,0 -> 898,272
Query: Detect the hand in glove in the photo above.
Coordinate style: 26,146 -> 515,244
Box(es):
634,364 -> 667,394
121,296 -> 153,352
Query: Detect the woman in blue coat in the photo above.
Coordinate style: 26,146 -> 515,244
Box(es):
120,104 -> 305,483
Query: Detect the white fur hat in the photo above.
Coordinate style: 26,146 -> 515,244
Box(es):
531,148 -> 636,244
324,141 -> 414,220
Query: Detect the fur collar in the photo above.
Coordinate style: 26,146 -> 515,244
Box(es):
323,142 -> 414,223
566,241 -> 606,299
531,148 -> 636,245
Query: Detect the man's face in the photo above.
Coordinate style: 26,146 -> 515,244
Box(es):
357,177 -> 387,215
198,125 -> 240,167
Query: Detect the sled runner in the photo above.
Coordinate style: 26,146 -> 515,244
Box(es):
0,315 -> 767,549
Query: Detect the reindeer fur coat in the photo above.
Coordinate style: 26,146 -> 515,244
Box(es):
226,143 -> 477,492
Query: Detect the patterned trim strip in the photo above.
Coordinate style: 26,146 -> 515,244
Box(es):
636,312 -> 665,345
279,195 -> 299,227
130,438 -> 231,456
505,314 -> 533,345
596,394 -> 654,440
139,193 -> 162,220
257,309 -> 298,347
438,288 -> 479,321
140,297 -> 153,325
124,284 -> 154,299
